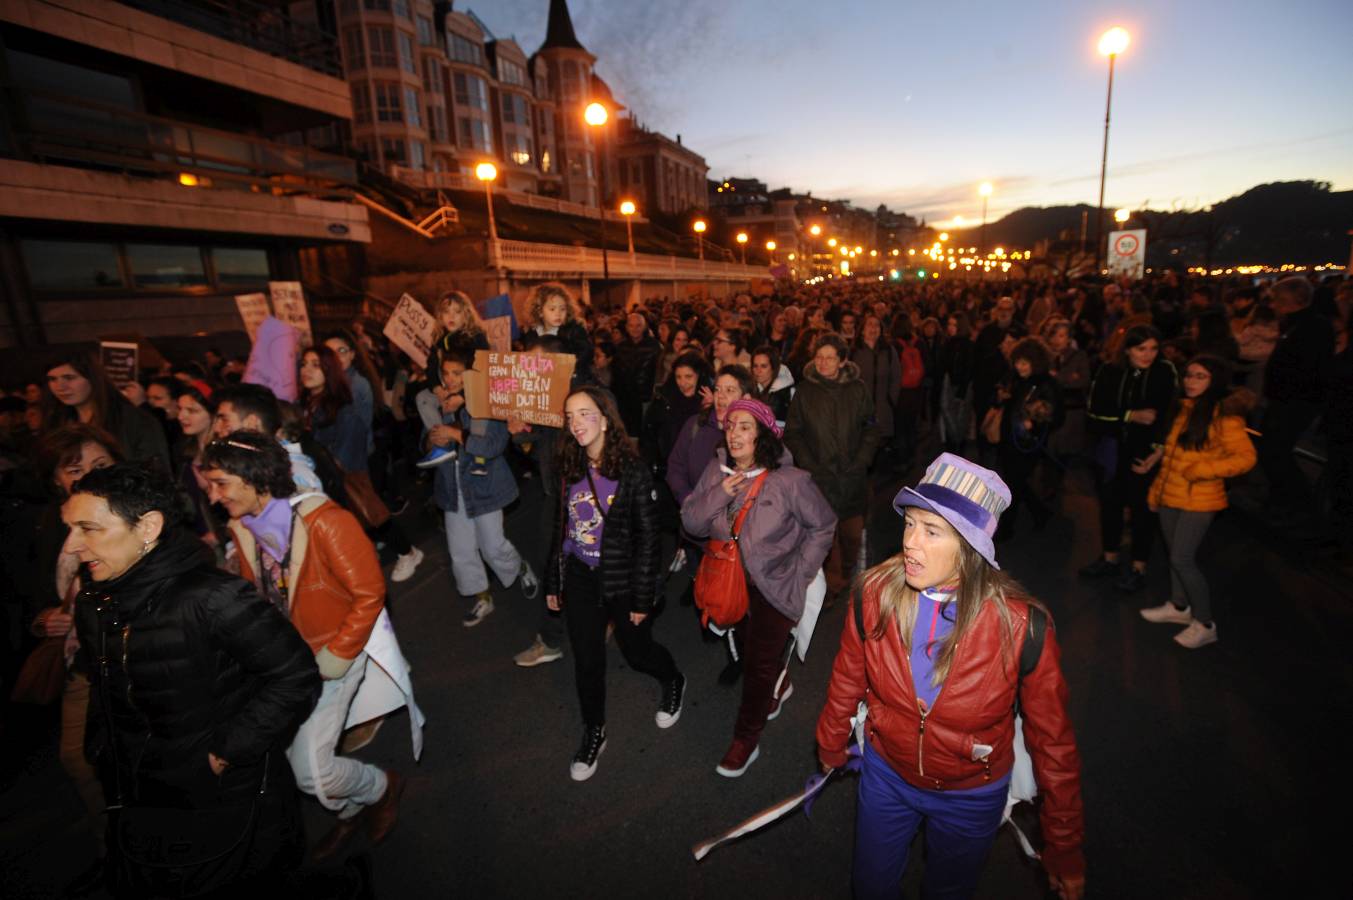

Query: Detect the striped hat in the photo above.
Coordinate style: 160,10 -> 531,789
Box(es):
893,453 -> 1011,569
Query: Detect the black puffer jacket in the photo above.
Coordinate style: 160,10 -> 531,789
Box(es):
76,528 -> 320,809
545,456 -> 660,614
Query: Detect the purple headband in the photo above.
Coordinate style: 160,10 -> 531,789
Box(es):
725,397 -> 783,438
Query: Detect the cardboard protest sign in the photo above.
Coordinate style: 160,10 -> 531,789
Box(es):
482,316 -> 512,352
463,350 -> 576,428
268,281 -> 312,348
243,316 -> 299,402
382,293 -> 439,370
234,292 -> 270,343
100,341 -> 138,388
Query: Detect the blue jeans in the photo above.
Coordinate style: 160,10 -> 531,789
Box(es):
853,743 -> 1007,900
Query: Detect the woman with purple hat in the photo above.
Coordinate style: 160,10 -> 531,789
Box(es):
816,453 -> 1085,900
682,398 -> 836,777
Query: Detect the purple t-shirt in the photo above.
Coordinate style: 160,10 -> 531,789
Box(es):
562,468 -> 618,568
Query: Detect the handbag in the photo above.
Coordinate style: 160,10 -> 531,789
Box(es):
10,636 -> 66,705
693,473 -> 767,629
342,469 -> 391,529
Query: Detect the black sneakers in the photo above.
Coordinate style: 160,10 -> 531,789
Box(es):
570,725 -> 607,782
655,673 -> 686,729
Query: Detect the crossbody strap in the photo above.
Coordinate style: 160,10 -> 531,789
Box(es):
729,472 -> 768,542
584,467 -> 611,522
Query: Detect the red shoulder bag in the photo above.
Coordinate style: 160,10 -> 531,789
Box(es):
693,472 -> 767,628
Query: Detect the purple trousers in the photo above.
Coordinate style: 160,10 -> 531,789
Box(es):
853,743 -> 1008,900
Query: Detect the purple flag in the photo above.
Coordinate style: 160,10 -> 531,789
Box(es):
243,316 -> 299,402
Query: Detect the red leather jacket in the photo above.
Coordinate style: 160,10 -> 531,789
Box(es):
816,583 -> 1085,880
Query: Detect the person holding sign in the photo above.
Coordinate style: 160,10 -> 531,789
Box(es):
545,387 -> 686,781
415,292 -> 489,469
426,350 -> 539,627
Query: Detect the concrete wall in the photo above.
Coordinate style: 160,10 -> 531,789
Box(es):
36,293 -> 244,345
0,0 -> 352,119
0,160 -> 371,243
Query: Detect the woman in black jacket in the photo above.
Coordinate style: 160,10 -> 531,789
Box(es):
1081,325 -> 1179,591
936,313 -> 977,452
995,336 -> 1064,539
42,352 -> 170,473
544,386 -> 685,782
68,464 -> 320,896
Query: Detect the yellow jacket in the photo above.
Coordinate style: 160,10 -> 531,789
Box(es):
1149,397 -> 1257,512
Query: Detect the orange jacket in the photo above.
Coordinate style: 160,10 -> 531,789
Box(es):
816,584 -> 1084,880
1149,396 -> 1257,512
231,495 -> 386,660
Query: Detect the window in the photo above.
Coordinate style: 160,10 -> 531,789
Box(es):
448,32 -> 483,66
126,244 -> 207,287
453,72 -> 488,112
352,83 -> 372,124
375,82 -> 402,122
393,0 -> 410,18
501,92 -> 529,126
362,0 -> 390,9
540,149 -> 551,174
506,132 -> 533,167
367,27 -> 396,67
212,248 -> 270,285
397,32 -> 416,74
21,240 -> 124,290
416,16 -> 434,46
457,117 -> 492,153
342,28 -> 364,70
560,60 -> 580,99
423,57 -> 443,93
404,87 -> 421,127
427,105 -> 448,142
381,138 -> 406,164
410,140 -> 425,170
499,59 -> 527,87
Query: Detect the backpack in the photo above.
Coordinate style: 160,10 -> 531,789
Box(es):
899,341 -> 924,390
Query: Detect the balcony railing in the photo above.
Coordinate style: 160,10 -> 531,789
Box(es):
495,239 -> 770,281
119,0 -> 342,77
13,88 -> 357,194
390,166 -> 645,223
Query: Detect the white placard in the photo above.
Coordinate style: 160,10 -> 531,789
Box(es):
268,281 -> 312,348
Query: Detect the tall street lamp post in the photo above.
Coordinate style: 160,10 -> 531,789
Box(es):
1094,26 -> 1130,271
620,199 -> 636,266
736,231 -> 748,265
584,101 -> 610,298
476,161 -> 499,282
693,219 -> 706,263
765,239 -> 777,265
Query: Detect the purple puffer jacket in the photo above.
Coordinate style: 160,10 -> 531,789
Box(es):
680,449 -> 837,623
665,409 -> 724,506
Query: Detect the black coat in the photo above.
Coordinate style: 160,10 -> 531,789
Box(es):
1086,359 -> 1178,460
545,456 -> 660,614
612,335 -> 662,430
1264,304 -> 1335,405
76,529 -> 320,810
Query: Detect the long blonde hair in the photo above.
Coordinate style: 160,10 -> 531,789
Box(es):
863,526 -> 1029,687
435,290 -> 485,339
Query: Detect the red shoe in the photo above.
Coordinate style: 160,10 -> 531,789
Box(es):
365,771 -> 405,846
767,679 -> 794,721
715,740 -> 760,778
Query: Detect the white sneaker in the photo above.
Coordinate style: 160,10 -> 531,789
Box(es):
1173,620 -> 1218,649
514,635 -> 563,667
463,594 -> 494,627
390,547 -> 423,583
1140,601 -> 1192,625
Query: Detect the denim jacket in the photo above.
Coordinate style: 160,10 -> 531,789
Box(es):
430,408 -> 519,517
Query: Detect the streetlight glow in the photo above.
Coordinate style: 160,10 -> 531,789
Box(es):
827,237 -> 838,247
475,162 -> 497,182
693,219 -> 706,233
736,232 -> 748,244
809,224 -> 822,236
979,182 -> 993,197
939,232 -> 949,241
765,240 -> 777,251
1114,208 -> 1131,223
583,101 -> 609,126
1098,26 -> 1130,57
620,200 -> 636,216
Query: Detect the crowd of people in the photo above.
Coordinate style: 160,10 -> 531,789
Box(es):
0,266 -> 1348,898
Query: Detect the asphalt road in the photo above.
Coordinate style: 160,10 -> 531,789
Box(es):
2,449 -> 1350,898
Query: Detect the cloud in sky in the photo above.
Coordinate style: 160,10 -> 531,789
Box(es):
472,0 -> 1353,218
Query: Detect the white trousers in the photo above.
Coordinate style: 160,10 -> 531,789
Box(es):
286,653 -> 388,819
444,504 -> 521,596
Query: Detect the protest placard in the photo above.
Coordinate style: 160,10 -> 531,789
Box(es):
99,341 -> 138,388
482,316 -> 512,352
234,292 -> 270,343
269,281 -> 312,348
382,293 -> 439,369
463,349 -> 576,428
243,316 -> 299,402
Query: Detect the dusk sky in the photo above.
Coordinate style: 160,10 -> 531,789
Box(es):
476,0 -> 1353,225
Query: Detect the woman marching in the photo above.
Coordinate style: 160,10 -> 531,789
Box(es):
816,453 -> 1085,900
544,386 -> 686,781
681,398 -> 835,777
1136,355 -> 1256,648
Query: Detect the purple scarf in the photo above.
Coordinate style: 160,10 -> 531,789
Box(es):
242,497 -> 293,564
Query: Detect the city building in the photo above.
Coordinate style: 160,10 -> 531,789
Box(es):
0,0 -> 370,348
613,119 -> 707,217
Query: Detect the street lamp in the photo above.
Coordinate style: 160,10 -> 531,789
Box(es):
736,231 -> 748,264
978,182 -> 993,255
809,224 -> 822,236
584,101 -> 611,293
475,161 -> 499,271
765,239 -> 777,265
620,199 -> 637,265
693,218 -> 706,262
827,237 -> 837,247
1114,207 -> 1131,224
1094,26 -> 1130,268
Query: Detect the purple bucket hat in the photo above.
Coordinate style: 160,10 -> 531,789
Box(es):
893,453 -> 1011,569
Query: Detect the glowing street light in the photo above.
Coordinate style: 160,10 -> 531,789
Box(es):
476,161 -> 500,270
765,239 -> 777,265
736,231 -> 749,264
939,232 -> 950,242
827,237 -> 838,247
809,224 -> 822,236
583,101 -> 609,126
1114,207 -> 1131,224
1094,26 -> 1131,266
693,218 -> 707,262
620,199 -> 637,262
583,101 -> 612,286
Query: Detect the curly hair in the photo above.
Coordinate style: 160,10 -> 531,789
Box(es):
1009,336 -> 1053,375
435,290 -> 486,339
70,461 -> 182,529
725,416 -> 785,472
200,430 -> 296,498
526,282 -> 580,331
555,386 -> 637,485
